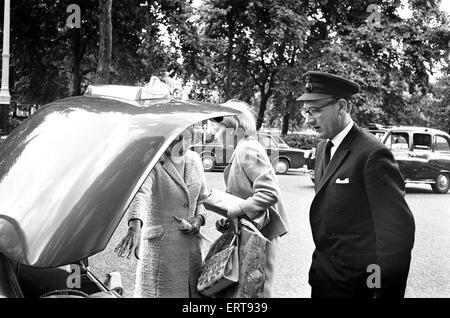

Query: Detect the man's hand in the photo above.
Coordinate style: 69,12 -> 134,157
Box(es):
114,219 -> 142,260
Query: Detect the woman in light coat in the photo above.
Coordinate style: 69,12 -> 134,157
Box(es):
115,126 -> 208,298
216,100 -> 290,297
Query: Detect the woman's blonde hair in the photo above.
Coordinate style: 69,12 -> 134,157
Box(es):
221,99 -> 257,138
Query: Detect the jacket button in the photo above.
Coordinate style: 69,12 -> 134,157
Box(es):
331,254 -> 336,259
331,232 -> 336,237
183,203 -> 189,208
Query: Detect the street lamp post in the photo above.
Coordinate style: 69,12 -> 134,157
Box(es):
0,0 -> 11,135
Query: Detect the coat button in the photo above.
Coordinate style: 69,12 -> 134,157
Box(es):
331,254 -> 336,259
183,203 -> 189,208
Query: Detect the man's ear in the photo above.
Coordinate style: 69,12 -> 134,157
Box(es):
337,99 -> 351,113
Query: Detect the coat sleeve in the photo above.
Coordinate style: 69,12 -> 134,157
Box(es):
127,169 -> 156,226
231,141 -> 280,221
192,152 -> 209,225
363,146 -> 415,295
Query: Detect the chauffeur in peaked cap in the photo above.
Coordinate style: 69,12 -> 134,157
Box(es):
300,71 -> 415,298
297,71 -> 360,102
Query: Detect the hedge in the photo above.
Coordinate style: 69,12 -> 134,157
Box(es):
283,133 -> 318,150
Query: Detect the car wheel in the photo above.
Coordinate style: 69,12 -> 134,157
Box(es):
431,173 -> 450,194
273,159 -> 289,174
202,156 -> 215,172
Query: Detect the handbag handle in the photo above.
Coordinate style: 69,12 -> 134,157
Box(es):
229,233 -> 239,248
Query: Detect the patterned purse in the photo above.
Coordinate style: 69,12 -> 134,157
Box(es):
197,234 -> 239,296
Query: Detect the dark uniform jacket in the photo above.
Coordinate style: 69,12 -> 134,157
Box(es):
309,124 -> 415,298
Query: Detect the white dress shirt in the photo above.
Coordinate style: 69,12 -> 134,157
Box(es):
329,120 -> 354,160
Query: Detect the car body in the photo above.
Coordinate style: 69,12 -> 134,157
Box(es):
367,125 -> 450,194
191,126 -> 314,174
310,125 -> 450,194
0,84 -> 239,298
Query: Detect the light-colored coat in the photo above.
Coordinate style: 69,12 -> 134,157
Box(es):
127,150 -> 208,298
224,137 -> 289,297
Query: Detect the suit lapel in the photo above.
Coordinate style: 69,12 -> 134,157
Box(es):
161,154 -> 190,201
316,125 -> 359,194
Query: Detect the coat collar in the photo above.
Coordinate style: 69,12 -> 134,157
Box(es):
315,124 -> 360,194
159,152 -> 193,201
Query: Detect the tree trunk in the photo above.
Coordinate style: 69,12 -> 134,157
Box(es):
281,112 -> 290,136
70,28 -> 81,96
281,93 -> 294,136
96,0 -> 112,84
256,92 -> 270,131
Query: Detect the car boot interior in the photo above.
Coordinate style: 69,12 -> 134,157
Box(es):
0,255 -> 118,298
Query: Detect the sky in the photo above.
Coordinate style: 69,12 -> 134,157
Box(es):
398,0 -> 450,18
439,0 -> 450,13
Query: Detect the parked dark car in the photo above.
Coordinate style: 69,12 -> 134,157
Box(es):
310,125 -> 450,194
190,127 -> 314,174
0,84 -> 239,298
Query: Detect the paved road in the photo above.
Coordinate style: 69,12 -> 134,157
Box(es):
90,170 -> 450,298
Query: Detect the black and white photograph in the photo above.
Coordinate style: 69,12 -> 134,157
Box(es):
0,0 -> 449,302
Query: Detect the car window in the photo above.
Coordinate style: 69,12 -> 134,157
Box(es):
200,120 -> 222,144
385,132 -> 410,150
373,131 -> 386,141
367,130 -> 386,141
272,135 -> 289,147
435,135 -> 450,152
268,136 -> 277,148
258,135 -> 271,147
413,133 -> 432,151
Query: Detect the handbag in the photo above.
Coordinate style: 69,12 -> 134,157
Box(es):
215,220 -> 268,298
197,234 -> 239,297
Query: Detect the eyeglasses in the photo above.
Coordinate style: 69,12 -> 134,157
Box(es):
301,99 -> 337,118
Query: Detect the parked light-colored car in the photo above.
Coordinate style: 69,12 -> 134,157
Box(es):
310,125 -> 450,194
368,125 -> 450,194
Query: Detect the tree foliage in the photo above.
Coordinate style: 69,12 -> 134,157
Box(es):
1,0 -> 449,134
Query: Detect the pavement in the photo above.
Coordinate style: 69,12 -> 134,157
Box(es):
90,170 -> 450,298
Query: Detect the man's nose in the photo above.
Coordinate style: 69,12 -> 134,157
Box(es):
305,114 -> 315,125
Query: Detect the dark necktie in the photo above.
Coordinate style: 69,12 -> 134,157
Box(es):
324,140 -> 333,168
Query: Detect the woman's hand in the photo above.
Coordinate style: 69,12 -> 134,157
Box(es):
115,219 -> 142,260
179,215 -> 204,235
227,207 -> 244,234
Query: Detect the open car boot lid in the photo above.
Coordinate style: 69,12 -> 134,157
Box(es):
0,85 -> 238,267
